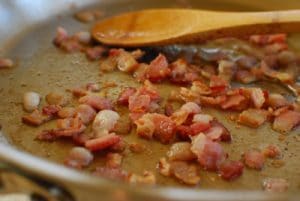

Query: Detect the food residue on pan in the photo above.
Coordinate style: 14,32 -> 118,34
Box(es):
18,26 -> 300,192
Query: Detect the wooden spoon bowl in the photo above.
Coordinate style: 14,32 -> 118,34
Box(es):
92,9 -> 300,47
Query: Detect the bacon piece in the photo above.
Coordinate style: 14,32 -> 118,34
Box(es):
109,138 -> 126,152
93,167 -> 129,181
272,110 -> 300,133
169,59 -> 199,84
249,88 -> 265,108
58,107 -> 76,118
99,57 -> 116,72
22,110 -> 51,126
128,94 -> 151,113
53,27 -> 68,47
129,171 -> 156,185
262,178 -> 289,192
133,63 -> 148,82
171,102 -> 201,126
243,149 -> 265,170
190,81 -> 212,95
85,133 -> 121,151
115,50 -> 138,72
263,144 -> 281,159
45,92 -> 68,106
158,158 -> 171,176
106,153 -> 123,168
249,33 -> 287,45
64,147 -> 93,169
23,92 -> 40,112
219,161 -> 244,181
238,109 -> 269,128
112,115 -> 132,135
79,95 -> 112,110
85,46 -> 106,60
209,75 -> 228,94
146,54 -> 170,82
70,87 -> 87,97
76,104 -> 96,125
218,60 -> 236,81
190,122 -> 211,136
170,161 -> 200,185
0,58 -> 14,69
200,95 -> 227,106
152,114 -> 176,143
221,94 -> 246,110
164,102 -> 174,116
72,133 -> 90,145
42,105 -> 61,116
193,114 -> 213,124
117,87 -> 137,105
267,93 -> 289,109
92,110 -> 120,135
235,70 -> 257,84
204,121 -> 231,142
191,134 -> 226,171
138,80 -> 161,102
167,142 -> 196,161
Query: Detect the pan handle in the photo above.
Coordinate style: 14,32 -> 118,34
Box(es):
0,163 -> 75,201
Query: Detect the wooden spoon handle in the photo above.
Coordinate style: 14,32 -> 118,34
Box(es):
92,9 -> 300,46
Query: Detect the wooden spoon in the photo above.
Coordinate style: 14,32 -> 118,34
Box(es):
92,9 -> 300,47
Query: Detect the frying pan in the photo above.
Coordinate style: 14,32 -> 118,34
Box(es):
0,0 -> 300,201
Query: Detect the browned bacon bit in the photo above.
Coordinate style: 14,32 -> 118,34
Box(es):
262,178 -> 289,192
199,95 -> 227,107
146,54 -> 170,82
152,113 -> 176,144
74,9 -> 104,23
169,59 -> 199,84
106,153 -> 123,168
191,134 -> 226,171
79,95 -> 112,110
72,133 -> 90,145
93,167 -> 129,182
42,105 -> 62,117
112,115 -> 132,135
167,142 -> 196,161
46,92 -> 69,106
54,117 -> 86,136
205,121 -> 231,142
76,104 -> 96,125
209,75 -> 228,94
249,33 -> 287,45
85,133 -> 121,152
129,143 -> 146,153
218,60 -> 236,81
219,161 -> 244,181
128,94 -> 151,114
235,70 -> 257,84
238,109 -> 269,128
158,158 -> 171,176
22,110 -> 51,126
248,88 -> 265,109
263,144 -> 281,159
99,57 -> 117,72
243,149 -> 265,170
170,161 -> 201,185
164,102 -> 174,116
171,102 -> 201,126
130,49 -> 145,60
267,93 -> 289,109
133,63 -> 148,82
59,38 -> 82,53
115,49 -> 138,72
64,147 -> 93,169
110,138 -> 127,152
129,171 -> 156,185
53,27 -> 68,47
221,94 -> 246,110
85,46 -> 106,60
272,110 -> 300,133
0,58 -> 14,69
70,87 -> 87,97
58,107 -> 76,118
117,87 -> 137,106
190,81 -> 212,96
86,83 -> 100,92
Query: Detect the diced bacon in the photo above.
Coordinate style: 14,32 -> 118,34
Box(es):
57,117 -> 83,130
76,104 -> 96,124
86,83 -> 100,92
135,114 -> 155,139
152,114 -> 176,143
115,50 -> 138,72
191,134 -> 226,171
58,107 -> 76,118
64,147 -> 93,169
79,95 -> 112,110
133,63 -> 148,82
164,102 -> 174,116
117,87 -> 137,105
238,109 -> 269,128
158,158 -> 171,176
71,87 -> 87,97
200,95 -> 227,106
129,171 -> 156,185
53,27 -> 68,46
110,138 -> 126,152
138,80 -> 161,102
235,70 -> 257,84
210,75 -> 228,94
262,178 -> 289,192
146,54 -> 170,82
263,144 -> 281,159
112,115 -> 132,135
193,114 -> 213,124
249,33 -> 287,45
204,121 -> 231,142
72,133 -> 90,145
93,167 -> 129,181
92,110 -> 120,135
169,161 -> 200,185
45,92 -> 68,106
267,93 -> 289,109
249,88 -> 265,108
42,105 -> 61,116
219,161 -> 244,181
243,149 -> 265,170
273,110 -> 300,133
181,102 -> 201,114
190,122 -> 211,135
85,46 -> 106,60
167,142 -> 196,161
129,112 -> 144,121
176,125 -> 192,140
169,59 -> 199,84
218,60 -> 236,81
221,94 -> 246,110
106,153 -> 123,168
0,58 -> 14,69
22,110 -> 51,126
59,38 -> 82,53
85,133 -> 121,151
99,57 -> 117,72
273,106 -> 290,117
190,81 -> 212,95
128,94 -> 151,113
131,49 -> 145,60
23,92 -> 40,112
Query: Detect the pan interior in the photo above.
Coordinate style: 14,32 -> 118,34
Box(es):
0,0 -> 300,193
